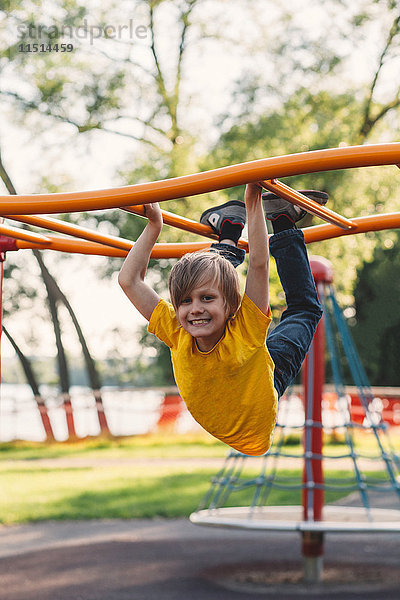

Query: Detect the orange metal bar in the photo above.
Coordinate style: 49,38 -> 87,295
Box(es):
260,179 -> 356,230
123,205 -> 248,249
303,212 -> 400,244
123,205 -> 217,239
7,214 -> 133,251
0,144 -> 398,215
14,235 -> 216,258
13,213 -> 400,257
0,223 -> 51,244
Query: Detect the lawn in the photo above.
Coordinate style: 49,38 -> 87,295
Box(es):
0,432 -> 227,460
0,431 -> 398,525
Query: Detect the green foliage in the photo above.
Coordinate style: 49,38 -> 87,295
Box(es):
352,229 -> 400,385
2,1 -> 124,124
3,259 -> 39,316
205,87 -> 400,305
139,328 -> 175,385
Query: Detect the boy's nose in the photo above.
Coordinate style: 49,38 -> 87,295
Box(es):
191,301 -> 204,314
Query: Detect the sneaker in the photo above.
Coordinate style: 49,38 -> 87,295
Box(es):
262,190 -> 329,223
200,200 -> 246,235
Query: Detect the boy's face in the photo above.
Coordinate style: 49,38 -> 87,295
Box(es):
177,279 -> 229,352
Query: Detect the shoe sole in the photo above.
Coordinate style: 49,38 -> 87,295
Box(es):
262,190 -> 329,203
200,200 -> 246,223
200,200 -> 246,233
262,189 -> 329,221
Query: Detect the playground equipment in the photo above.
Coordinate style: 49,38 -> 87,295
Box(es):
0,143 -> 399,583
190,257 -> 400,582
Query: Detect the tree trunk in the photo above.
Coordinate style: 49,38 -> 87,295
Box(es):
2,325 -> 55,441
33,250 -> 77,438
33,251 -> 111,436
0,147 -> 109,438
0,147 -> 75,436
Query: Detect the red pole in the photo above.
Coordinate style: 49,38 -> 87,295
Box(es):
301,257 -> 333,580
0,229 -> 9,420
62,393 -> 77,439
302,307 -> 325,522
93,389 -> 110,436
0,251 -> 4,381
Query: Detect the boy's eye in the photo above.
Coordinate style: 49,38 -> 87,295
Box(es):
203,295 -> 214,301
181,298 -> 191,304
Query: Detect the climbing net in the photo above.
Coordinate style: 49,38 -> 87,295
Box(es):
190,285 -> 400,534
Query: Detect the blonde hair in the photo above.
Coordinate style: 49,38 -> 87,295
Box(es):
168,251 -> 241,317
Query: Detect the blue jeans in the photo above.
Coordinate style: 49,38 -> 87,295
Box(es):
210,229 -> 323,398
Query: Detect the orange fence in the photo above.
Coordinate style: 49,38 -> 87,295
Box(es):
294,386 -> 400,428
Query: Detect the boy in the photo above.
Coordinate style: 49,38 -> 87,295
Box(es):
118,184 -> 327,455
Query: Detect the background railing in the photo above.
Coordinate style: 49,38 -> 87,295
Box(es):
1,384 -> 399,443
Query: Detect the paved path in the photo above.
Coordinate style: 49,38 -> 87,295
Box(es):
1,517 -> 400,599
2,454 -> 389,471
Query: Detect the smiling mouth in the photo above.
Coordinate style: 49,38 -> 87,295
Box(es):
189,319 -> 211,325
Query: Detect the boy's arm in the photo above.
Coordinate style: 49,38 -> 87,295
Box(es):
244,183 -> 270,315
118,203 -> 163,321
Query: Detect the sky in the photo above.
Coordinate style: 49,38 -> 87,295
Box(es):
0,0 -> 397,360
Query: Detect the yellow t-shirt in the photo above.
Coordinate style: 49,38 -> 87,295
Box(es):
148,294 -> 278,456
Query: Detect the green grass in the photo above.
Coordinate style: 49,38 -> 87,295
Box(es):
0,434 -> 226,524
0,463 -> 364,525
0,432 -> 227,461
0,431 -> 397,525
1,429 -> 398,461
0,464 -> 218,524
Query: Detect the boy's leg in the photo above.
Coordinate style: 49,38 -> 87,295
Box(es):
267,229 -> 323,398
200,200 -> 246,268
209,243 -> 246,268
263,190 -> 327,398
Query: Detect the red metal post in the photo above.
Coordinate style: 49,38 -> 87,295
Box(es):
301,257 -> 333,576
302,302 -> 325,521
93,389 -> 110,436
0,231 -> 9,422
36,397 -> 56,441
62,393 -> 77,439
0,251 -> 4,381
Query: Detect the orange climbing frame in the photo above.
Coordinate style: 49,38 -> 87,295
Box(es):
0,143 -> 398,216
8,213 -> 400,258
7,214 -> 134,251
0,144 -> 398,257
259,179 -> 356,230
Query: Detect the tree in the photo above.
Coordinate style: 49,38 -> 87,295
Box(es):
1,0 -> 221,385
352,229 -> 400,386
204,0 -> 400,303
0,147 -> 110,437
1,0 -> 399,390
2,325 -> 55,440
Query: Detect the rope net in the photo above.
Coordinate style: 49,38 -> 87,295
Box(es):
191,287 -> 400,532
